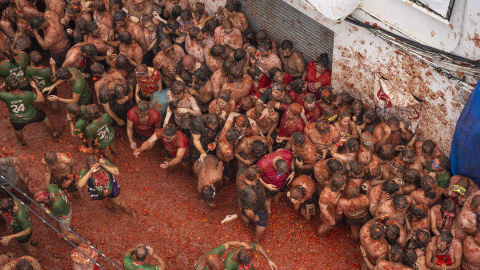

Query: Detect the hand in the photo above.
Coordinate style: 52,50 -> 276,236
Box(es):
243,159 -> 253,166
160,161 -> 170,169
61,18 -> 67,25
152,11 -> 161,21
400,121 -> 406,132
0,235 -> 14,246
13,31 -> 22,40
30,81 -> 37,89
145,245 -> 154,254
62,178 -> 73,188
286,172 -> 295,184
199,153 -> 207,162
133,149 -> 142,157
129,16 -> 139,23
49,57 -> 56,67
360,246 -> 367,257
440,264 -> 446,270
177,108 -> 189,114
392,178 -> 403,186
116,118 -> 125,126
66,28 -> 73,35
99,158 -> 106,167
268,260 -> 278,270
253,215 -> 259,222
47,95 -> 59,102
248,118 -> 256,127
216,6 -> 223,14
381,191 -> 392,202
265,183 -> 278,191
429,172 -> 436,178
42,85 -> 54,93
175,35 -> 185,44
314,82 -> 322,89
130,141 -> 137,150
394,145 -> 405,151
384,125 -> 391,135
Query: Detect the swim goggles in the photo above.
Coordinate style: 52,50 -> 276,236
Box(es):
452,185 -> 466,196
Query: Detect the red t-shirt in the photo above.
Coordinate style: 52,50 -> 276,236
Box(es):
155,129 -> 189,158
249,74 -> 270,95
268,73 -> 293,88
278,115 -> 305,138
305,61 -> 331,99
257,150 -> 293,189
127,108 -> 162,137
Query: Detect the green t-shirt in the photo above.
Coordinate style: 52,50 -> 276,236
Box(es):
122,255 -> 159,270
85,113 -> 115,148
193,244 -> 228,270
26,66 -> 54,91
425,161 -> 451,188
0,52 -> 29,88
8,198 -> 33,240
46,184 -> 71,217
224,244 -> 258,270
68,68 -> 92,105
0,91 -> 37,122
79,159 -> 114,198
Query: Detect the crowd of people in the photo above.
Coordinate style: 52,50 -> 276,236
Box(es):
0,0 -> 478,269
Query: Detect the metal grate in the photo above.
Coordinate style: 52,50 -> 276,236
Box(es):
239,0 -> 334,68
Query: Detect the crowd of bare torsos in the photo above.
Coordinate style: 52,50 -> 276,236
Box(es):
0,0 -> 479,269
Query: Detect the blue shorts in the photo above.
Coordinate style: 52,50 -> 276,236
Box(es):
242,208 -> 268,227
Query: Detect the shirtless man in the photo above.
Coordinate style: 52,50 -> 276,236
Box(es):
252,41 -> 281,76
235,137 -> 271,170
188,68 -> 213,112
186,27 -> 205,62
373,116 -> 413,150
376,194 -> 412,225
0,257 -> 41,270
246,104 -> 279,140
216,114 -> 242,183
425,231 -> 462,270
358,132 -> 376,166
16,0 -> 43,23
370,245 -> 414,270
279,40 -> 305,79
359,218 -> 388,269
256,82 -> 293,111
405,203 -> 431,237
221,66 -> 252,103
93,0 -> 113,40
287,174 -> 316,221
163,81 -> 202,134
402,168 -> 420,195
410,175 -> 441,207
91,62 -> 125,101
336,182 -> 370,242
205,44 -> 229,73
134,124 -> 190,170
313,158 -> 344,190
211,61 -> 234,97
286,132 -> 318,174
112,10 -> 148,51
195,154 -> 224,207
30,13 -> 70,66
369,179 -> 402,215
462,231 -> 480,270
384,219 -> 408,248
125,0 -> 154,21
63,43 -> 105,70
85,22 -> 115,56
332,137 -> 359,165
163,0 -> 190,18
42,151 -> 79,196
236,165 -> 268,243
453,194 -> 480,243
218,1 -> 248,32
445,175 -> 479,207
317,174 -> 345,236
208,89 -> 237,121
214,19 -> 243,51
256,30 -> 278,56
414,139 -> 445,167
0,155 -> 33,202
153,39 -> 186,87
115,31 -> 144,66
431,199 -> 457,236
305,119 -> 341,159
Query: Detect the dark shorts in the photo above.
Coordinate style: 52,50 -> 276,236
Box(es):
50,43 -> 70,67
222,159 -> 236,179
163,148 -> 190,164
45,87 -> 58,96
265,183 -> 288,199
242,208 -> 268,227
16,232 -> 32,243
346,213 -> 372,227
134,130 -> 151,141
50,175 -> 79,193
11,108 -> 47,131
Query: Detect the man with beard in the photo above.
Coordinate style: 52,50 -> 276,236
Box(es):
214,18 -> 243,51
188,68 -> 213,113
163,81 -> 202,135
237,165 -> 268,243
279,40 -> 306,79
373,116 -> 413,149
209,89 -> 237,121
127,101 -> 162,150
221,66 -> 252,104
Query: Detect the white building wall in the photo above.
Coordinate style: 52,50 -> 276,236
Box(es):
200,0 -> 471,155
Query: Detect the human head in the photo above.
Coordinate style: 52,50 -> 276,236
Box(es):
385,224 -> 400,244
29,51 -> 43,66
345,138 -> 359,152
435,156 -> 450,171
246,165 -> 260,181
349,162 -> 364,177
286,103 -> 303,119
271,81 -> 286,97
258,41 -> 272,56
109,0 -> 124,12
44,151 -> 58,165
370,222 -> 385,240
226,129 -> 240,144
115,54 -> 130,70
360,131 -> 376,148
239,96 -> 255,111
15,258 -> 34,270
171,5 -> 182,18
202,19 -> 218,36
205,114 -> 219,130
118,31 -> 132,45
188,26 -> 202,41
247,65 -> 262,80
81,44 -> 97,57
237,249 -> 251,265
291,79 -> 306,94
382,179 -> 399,194
315,119 -> 330,134
351,99 -> 364,117
0,198 -> 14,212
403,248 -> 417,268
291,132 -> 306,147
391,158 -> 405,173
274,159 -> 289,174
252,140 -> 268,158
404,168 -> 420,183
437,231 -> 453,251
243,28 -> 257,47
4,75 -> 19,91
162,124 -> 178,142
388,245 -> 403,263
30,15 -> 47,29
221,18 -> 233,32
65,103 -> 81,119
233,49 -> 246,63
315,53 -> 329,72
326,159 -> 343,174
338,109 -> 351,128
91,62 -> 105,76
228,66 -> 243,80
281,40 -> 294,58
225,0 -> 241,12
415,229 -> 431,248
330,174 -> 346,191
136,101 -> 149,117
165,18 -> 179,32
201,185 -> 216,205
210,45 -> 226,58
56,67 -> 73,81
256,29 -> 268,42
393,194 -> 409,212
337,92 -> 354,107
218,89 -> 231,103
66,2 -> 82,15
440,199 -> 456,218
320,87 -> 334,104
170,81 -> 185,96
85,104 -> 101,121
449,176 -> 470,198
386,116 -> 401,132
401,147 -> 416,163
378,144 -> 396,161
303,93 -> 317,110
94,0 -> 106,12
135,245 -> 148,261
410,203 -> 428,219
289,184 -> 307,202
363,108 -> 376,123
471,195 -> 480,213
113,10 -> 127,26
421,140 -> 435,156
420,175 -> 436,198
268,67 -> 283,83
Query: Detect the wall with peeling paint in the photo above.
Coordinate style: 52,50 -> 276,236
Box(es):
201,0 -> 468,155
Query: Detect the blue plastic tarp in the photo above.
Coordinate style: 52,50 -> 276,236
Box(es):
450,79 -> 480,186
